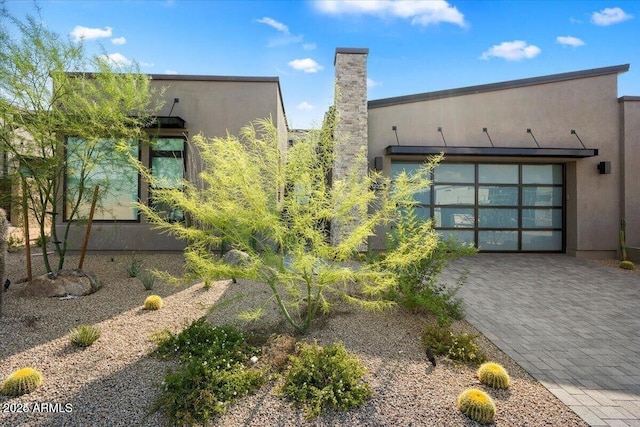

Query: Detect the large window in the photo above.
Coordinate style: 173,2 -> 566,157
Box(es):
150,137 -> 185,222
65,137 -> 139,221
391,162 -> 564,252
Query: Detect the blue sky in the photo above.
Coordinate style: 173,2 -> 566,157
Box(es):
5,0 -> 640,129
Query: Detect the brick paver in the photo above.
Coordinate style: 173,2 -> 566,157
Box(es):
443,254 -> 640,427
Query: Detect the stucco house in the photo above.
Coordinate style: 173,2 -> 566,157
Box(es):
48,48 -> 640,258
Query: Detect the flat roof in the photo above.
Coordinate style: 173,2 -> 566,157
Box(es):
370,64 -> 630,109
148,74 -> 280,83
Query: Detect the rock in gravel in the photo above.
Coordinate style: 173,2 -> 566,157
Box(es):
17,269 -> 102,297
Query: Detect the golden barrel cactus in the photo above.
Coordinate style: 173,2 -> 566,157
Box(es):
1,367 -> 43,396
457,388 -> 496,424
144,295 -> 163,310
477,362 -> 510,389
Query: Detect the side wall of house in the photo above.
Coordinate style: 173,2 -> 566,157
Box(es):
368,73 -> 622,257
620,97 -> 640,257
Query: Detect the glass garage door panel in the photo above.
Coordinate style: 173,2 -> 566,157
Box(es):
479,231 -> 518,251
522,231 -> 562,251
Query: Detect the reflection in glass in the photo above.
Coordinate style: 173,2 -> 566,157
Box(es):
434,185 -> 474,205
478,186 -> 517,206
522,231 -> 562,250
434,163 -> 474,183
478,208 -> 518,228
522,164 -> 562,184
438,230 -> 475,246
434,208 -> 474,228
522,209 -> 562,228
522,187 -> 562,206
478,164 -> 518,184
479,231 -> 518,251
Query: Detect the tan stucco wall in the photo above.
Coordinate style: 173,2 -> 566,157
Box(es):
368,73 -> 622,256
59,76 -> 287,252
620,97 -> 640,249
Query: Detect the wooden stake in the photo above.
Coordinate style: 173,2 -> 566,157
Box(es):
78,185 -> 99,270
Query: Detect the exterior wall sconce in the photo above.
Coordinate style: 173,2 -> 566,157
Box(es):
597,161 -> 611,174
374,156 -> 383,171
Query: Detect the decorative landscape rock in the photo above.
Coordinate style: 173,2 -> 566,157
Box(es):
17,269 -> 102,298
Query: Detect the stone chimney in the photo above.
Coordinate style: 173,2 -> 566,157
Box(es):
331,47 -> 369,246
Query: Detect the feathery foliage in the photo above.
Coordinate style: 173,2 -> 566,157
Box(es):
0,6 -> 162,273
137,114 -> 454,333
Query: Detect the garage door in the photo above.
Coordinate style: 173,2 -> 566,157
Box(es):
390,162 -> 564,252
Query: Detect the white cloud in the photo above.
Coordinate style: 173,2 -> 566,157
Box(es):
288,58 -> 323,73
480,40 -> 541,61
111,36 -> 126,45
367,78 -> 382,88
98,52 -> 131,67
164,70 -> 179,75
70,25 -> 112,42
314,0 -> 466,27
297,101 -> 315,110
591,7 -> 632,26
139,61 -> 155,67
257,17 -> 289,33
556,36 -> 585,47
303,43 -> 317,50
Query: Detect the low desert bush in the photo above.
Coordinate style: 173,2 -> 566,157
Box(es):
69,325 -> 101,347
153,318 -> 265,425
279,341 -> 371,419
126,257 -> 143,277
139,270 -> 156,290
421,324 -> 486,365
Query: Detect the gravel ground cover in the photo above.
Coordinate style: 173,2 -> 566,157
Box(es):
0,250 -> 589,426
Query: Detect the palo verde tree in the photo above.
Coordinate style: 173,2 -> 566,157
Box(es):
0,6 -> 161,273
139,114 -> 451,334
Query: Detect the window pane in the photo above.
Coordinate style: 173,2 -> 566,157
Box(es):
522,231 -> 562,251
66,137 -> 138,220
522,187 -> 562,206
478,186 -> 517,206
522,208 -> 562,228
153,138 -> 184,151
478,208 -> 518,228
391,162 -> 422,178
434,208 -> 474,228
439,230 -> 475,246
434,163 -> 474,183
434,185 -> 474,205
478,164 -> 518,184
152,157 -> 183,189
479,231 -> 518,251
522,164 -> 562,184
415,206 -> 431,221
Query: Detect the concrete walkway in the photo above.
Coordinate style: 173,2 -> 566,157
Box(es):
442,254 -> 640,427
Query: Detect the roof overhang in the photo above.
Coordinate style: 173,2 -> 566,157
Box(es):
385,145 -> 599,158
146,116 -> 186,129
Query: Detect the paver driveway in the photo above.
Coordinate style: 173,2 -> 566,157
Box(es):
442,254 -> 640,427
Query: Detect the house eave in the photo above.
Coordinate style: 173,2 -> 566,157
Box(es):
384,145 -> 599,158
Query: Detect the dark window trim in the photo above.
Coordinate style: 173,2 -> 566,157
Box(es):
385,145 -> 598,158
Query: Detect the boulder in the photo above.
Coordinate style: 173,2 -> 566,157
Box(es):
18,269 -> 102,298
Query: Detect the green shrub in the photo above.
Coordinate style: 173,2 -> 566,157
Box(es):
153,319 -> 265,425
144,295 -> 163,310
477,362 -> 510,389
159,358 -> 265,424
279,341 -> 371,420
126,257 -> 143,277
457,388 -> 496,424
1,368 -> 43,396
34,234 -> 50,248
6,235 -> 23,252
619,260 -> 635,270
69,325 -> 101,347
139,270 -> 156,290
153,317 -> 256,365
421,324 -> 486,365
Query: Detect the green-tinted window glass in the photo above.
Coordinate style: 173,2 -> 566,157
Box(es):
478,164 -> 518,184
434,163 -> 474,183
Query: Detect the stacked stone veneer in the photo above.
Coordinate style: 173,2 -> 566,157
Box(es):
331,48 -> 369,247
